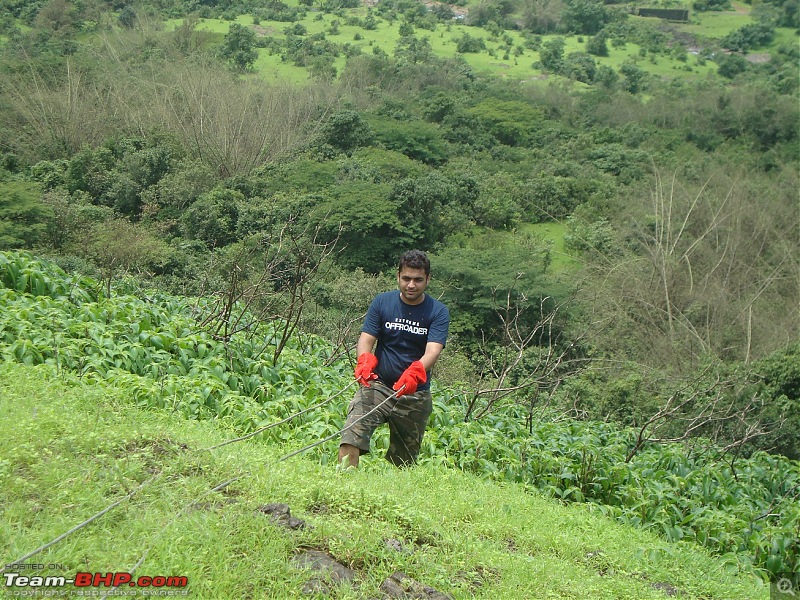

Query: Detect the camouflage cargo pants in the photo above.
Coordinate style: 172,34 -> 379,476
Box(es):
340,379 -> 433,467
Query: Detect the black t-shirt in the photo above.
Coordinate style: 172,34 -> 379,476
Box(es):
362,291 -> 449,390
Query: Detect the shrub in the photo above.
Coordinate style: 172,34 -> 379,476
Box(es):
716,53 -> 748,79
455,32 -> 486,53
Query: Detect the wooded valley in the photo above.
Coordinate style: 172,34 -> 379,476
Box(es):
0,0 -> 798,588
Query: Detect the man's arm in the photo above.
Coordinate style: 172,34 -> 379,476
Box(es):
357,332 -> 378,357
419,342 -> 444,372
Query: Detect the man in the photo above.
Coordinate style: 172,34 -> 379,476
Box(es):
338,250 -> 449,468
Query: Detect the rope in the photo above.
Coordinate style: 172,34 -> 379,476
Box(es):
99,469 -> 253,600
4,380 -> 357,572
203,379 -> 358,451
4,473 -> 160,569
276,386 -> 403,463
5,381 -> 402,577
99,385 -> 404,599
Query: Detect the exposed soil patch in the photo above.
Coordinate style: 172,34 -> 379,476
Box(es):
746,53 -> 771,63
121,437 -> 189,457
380,571 -> 453,599
252,25 -> 277,37
118,437 -> 190,472
453,565 -> 499,592
262,502 -> 455,598
384,538 -> 412,554
651,581 -> 682,596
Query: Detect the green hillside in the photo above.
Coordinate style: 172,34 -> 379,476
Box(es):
1,362 -> 769,599
0,0 -> 798,592
155,0 -> 798,83
1,251 -> 798,598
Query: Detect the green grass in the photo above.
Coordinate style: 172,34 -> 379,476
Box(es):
771,26 -> 800,47
166,12 -> 729,84
680,4 -> 754,38
522,221 -> 581,273
0,362 -> 768,599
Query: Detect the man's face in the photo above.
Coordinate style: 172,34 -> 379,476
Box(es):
397,267 -> 430,305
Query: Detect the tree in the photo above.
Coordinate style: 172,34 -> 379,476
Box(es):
721,23 -> 775,52
312,182 -> 413,272
456,32 -> 487,53
318,110 -> 373,155
586,31 -> 608,56
0,180 -> 52,250
619,62 -> 646,93
561,0 -> 610,35
469,0 -> 516,26
151,62 -> 327,176
1,60 -> 120,160
394,34 -> 434,64
82,218 -> 171,297
118,5 -> 136,29
467,98 -> 544,147
308,55 -> 337,81
220,23 -> 258,71
433,236 -> 558,342
692,0 -> 731,11
521,0 -> 564,33
370,116 -> 448,164
751,342 -> 800,459
563,51 -> 597,84
181,188 -> 245,248
421,92 -> 458,123
594,64 -> 618,88
35,0 -> 77,34
538,36 -> 565,72
398,20 -> 414,36
581,167 -> 800,370
716,53 -> 748,79
463,287 -> 582,422
388,171 -> 473,247
196,218 -> 341,362
363,11 -> 378,29
622,365 -> 780,462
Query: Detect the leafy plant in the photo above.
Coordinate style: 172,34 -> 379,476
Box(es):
1,242 -> 799,584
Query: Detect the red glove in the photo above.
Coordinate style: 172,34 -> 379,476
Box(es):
393,361 -> 427,397
354,353 -> 379,387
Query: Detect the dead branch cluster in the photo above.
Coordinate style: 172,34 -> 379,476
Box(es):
195,219 -> 342,364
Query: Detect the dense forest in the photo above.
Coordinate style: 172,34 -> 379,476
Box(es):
1,0 -> 799,586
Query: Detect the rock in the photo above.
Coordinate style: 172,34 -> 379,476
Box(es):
379,572 -> 452,599
257,503 -> 307,530
292,550 -> 357,585
258,503 -> 290,518
651,582 -> 681,596
385,538 -> 410,554
301,578 -> 329,596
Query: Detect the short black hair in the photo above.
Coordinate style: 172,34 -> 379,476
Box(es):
398,250 -> 430,276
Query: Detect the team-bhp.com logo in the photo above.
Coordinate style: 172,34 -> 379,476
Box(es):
4,572 -> 188,596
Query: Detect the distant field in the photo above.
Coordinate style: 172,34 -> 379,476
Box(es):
680,5 -> 754,38
165,0 -> 790,84
522,221 -> 580,273
9,0 -> 792,86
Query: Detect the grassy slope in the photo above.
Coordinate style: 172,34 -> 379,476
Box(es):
166,0 -> 799,84
165,6 -> 735,84
523,221 -> 579,273
1,362 -> 766,599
